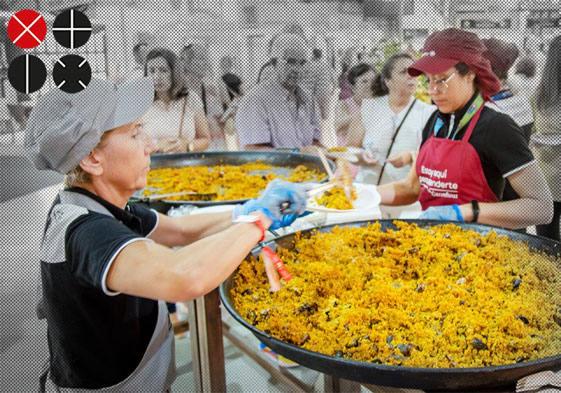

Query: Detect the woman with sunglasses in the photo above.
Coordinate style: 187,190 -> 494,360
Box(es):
377,28 -> 553,229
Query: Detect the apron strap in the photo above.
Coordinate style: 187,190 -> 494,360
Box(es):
461,105 -> 484,143
38,360 -> 49,393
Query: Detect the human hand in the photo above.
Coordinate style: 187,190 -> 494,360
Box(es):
387,151 -> 414,168
419,205 -> 464,222
257,179 -> 309,218
333,160 -> 359,180
232,180 -> 310,229
361,150 -> 380,165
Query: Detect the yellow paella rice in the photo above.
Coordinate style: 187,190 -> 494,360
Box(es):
144,162 -> 322,201
327,146 -> 348,153
315,186 -> 357,210
230,221 -> 561,368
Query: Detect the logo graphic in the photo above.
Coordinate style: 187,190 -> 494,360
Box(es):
52,9 -> 92,49
53,55 -> 91,93
7,9 -> 47,49
8,54 -> 47,93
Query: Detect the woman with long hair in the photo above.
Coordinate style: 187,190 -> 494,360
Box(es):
532,35 -> 561,240
361,53 -> 435,185
142,48 -> 210,153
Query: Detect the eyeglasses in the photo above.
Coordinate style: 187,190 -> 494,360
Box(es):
427,71 -> 456,93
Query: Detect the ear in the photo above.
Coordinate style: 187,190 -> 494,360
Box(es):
79,149 -> 104,177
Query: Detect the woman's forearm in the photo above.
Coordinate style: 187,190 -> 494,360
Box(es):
378,181 -> 419,206
151,211 -> 234,247
459,162 -> 554,229
170,222 -> 264,299
110,220 -> 266,302
378,166 -> 420,206
459,198 -> 553,230
176,212 -> 234,244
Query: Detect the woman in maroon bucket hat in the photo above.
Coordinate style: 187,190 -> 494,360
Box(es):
376,28 -> 553,229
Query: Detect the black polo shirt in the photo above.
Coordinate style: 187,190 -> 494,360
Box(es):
420,94 -> 535,200
39,187 -> 160,388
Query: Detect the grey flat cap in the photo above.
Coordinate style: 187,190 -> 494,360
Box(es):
24,77 -> 154,174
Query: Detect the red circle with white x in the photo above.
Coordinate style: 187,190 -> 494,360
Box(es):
7,9 -> 47,49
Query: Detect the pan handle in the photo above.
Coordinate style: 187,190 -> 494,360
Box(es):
268,229 -> 281,238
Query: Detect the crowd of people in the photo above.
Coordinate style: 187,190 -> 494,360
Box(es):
133,26 -> 560,242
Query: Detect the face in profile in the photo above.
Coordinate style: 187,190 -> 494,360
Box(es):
385,57 -> 417,97
92,121 -> 155,193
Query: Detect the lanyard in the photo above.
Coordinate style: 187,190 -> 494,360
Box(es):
433,94 -> 484,139
491,89 -> 514,101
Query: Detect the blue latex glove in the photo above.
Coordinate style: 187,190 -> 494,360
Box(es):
419,205 -> 464,222
268,213 -> 299,230
233,179 -> 309,229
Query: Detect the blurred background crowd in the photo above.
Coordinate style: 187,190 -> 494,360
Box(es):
1,1 -> 560,223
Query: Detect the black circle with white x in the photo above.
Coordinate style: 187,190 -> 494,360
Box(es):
52,9 -> 92,49
53,55 -> 91,93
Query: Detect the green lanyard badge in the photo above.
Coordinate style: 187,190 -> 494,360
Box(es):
434,94 -> 484,139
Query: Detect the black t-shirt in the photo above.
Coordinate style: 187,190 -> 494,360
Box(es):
40,188 -> 160,388
420,96 -> 534,200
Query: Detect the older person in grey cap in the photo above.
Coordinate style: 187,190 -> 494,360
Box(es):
25,77 -> 309,391
235,33 -> 323,150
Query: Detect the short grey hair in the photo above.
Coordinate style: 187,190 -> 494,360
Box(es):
63,127 -> 112,187
270,33 -> 309,61
64,165 -> 91,187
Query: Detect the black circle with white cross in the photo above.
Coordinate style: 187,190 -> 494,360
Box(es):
8,54 -> 47,94
53,55 -> 92,93
52,9 -> 92,49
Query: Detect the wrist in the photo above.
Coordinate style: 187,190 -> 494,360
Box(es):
470,200 -> 480,223
250,211 -> 272,230
232,211 -> 272,243
459,204 -> 472,222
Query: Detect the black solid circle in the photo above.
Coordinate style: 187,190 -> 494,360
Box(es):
53,55 -> 92,94
8,54 -> 47,94
52,9 -> 92,49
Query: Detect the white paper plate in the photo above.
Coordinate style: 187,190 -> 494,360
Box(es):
307,183 -> 381,213
325,147 -> 363,163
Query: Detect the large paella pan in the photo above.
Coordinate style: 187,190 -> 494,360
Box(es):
132,151 -> 334,211
220,220 -> 561,391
